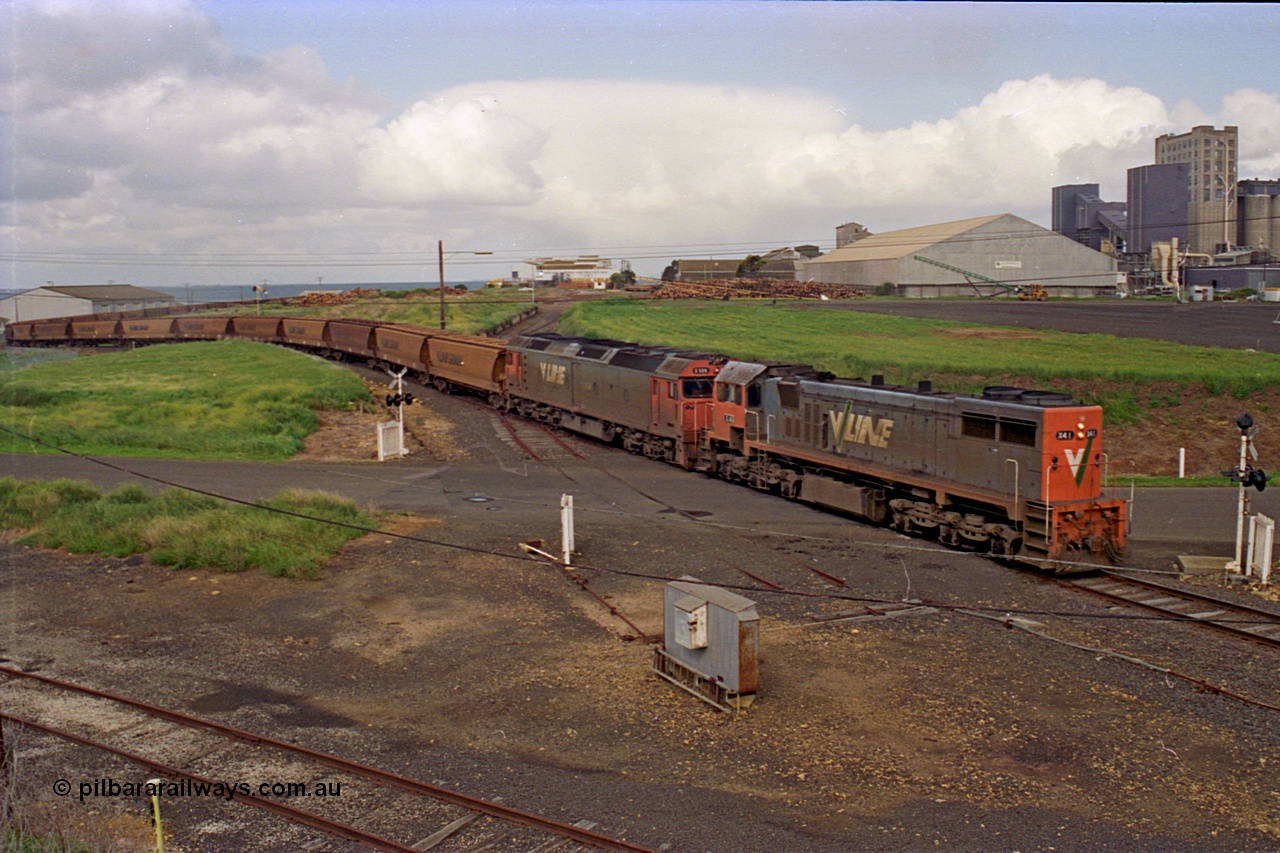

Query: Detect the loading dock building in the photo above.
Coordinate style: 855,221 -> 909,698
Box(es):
801,214 -> 1121,298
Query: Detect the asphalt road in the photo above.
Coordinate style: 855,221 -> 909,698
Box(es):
804,298 -> 1280,352
4,450 -> 1270,569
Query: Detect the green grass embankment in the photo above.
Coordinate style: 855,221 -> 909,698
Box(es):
0,478 -> 374,578
559,299 -> 1280,420
0,340 -> 372,460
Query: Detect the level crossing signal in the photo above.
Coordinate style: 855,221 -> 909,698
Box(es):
385,393 -> 415,408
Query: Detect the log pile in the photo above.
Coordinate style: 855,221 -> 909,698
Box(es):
293,287 -> 382,306
655,278 -> 865,301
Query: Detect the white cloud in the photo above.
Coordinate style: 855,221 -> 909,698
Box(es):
7,0 -> 1280,286
409,75 -> 1181,241
358,97 -> 546,205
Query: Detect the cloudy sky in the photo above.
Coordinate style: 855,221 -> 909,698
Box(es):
4,1 -> 1280,287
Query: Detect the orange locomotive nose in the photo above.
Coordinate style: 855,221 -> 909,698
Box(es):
1041,406 -> 1105,503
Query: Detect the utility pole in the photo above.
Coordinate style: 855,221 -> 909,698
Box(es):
438,240 -> 446,330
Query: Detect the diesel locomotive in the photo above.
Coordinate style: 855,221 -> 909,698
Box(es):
5,314 -> 1127,567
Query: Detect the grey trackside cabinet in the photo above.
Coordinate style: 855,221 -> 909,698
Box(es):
653,579 -> 759,711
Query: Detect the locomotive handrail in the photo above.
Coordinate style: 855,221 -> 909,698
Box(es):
1044,462 -> 1055,544
1005,458 -> 1020,522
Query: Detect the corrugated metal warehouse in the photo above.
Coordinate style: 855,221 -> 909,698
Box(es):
0,284 -> 175,326
802,214 -> 1121,298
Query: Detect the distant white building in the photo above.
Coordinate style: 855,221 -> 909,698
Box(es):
0,284 -> 176,327
525,256 -> 620,288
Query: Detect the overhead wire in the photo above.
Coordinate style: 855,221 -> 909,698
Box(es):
5,211 -> 1277,271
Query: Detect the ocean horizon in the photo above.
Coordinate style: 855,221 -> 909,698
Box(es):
0,281 -> 491,304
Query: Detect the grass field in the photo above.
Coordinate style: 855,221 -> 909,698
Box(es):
559,299 -> 1280,400
0,477 -> 375,578
221,287 -> 535,335
0,340 -> 371,460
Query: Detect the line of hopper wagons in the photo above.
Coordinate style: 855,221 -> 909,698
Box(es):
6,311 -> 1128,570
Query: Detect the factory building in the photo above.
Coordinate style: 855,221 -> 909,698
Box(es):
0,284 -> 175,327
671,247 -> 820,282
1051,184 -> 1127,253
1125,163 -> 1190,254
802,214 -> 1120,298
1154,125 -> 1238,255
1237,179 -> 1280,254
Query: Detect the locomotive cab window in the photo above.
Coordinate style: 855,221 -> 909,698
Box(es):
716,383 -> 743,404
747,384 -> 762,408
682,379 -> 713,399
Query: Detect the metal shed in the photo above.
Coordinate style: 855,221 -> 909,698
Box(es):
801,213 -> 1121,298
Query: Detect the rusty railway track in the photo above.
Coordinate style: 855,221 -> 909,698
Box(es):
1066,572 -> 1280,649
0,666 -> 654,852
495,412 -> 587,462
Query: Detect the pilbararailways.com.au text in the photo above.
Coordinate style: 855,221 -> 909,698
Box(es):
54,777 -> 343,802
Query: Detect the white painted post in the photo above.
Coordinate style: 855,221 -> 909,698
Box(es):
1231,433 -> 1249,573
560,494 -> 575,566
1248,514 -> 1274,583
1178,447 -> 1185,479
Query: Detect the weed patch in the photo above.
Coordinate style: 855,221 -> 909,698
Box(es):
0,478 -> 375,578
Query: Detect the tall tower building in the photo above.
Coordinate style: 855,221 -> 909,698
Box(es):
1154,125 -> 1238,254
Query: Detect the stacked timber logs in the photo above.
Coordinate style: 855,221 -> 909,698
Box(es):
293,287 -> 384,306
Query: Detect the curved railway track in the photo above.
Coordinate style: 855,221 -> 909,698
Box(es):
0,666 -> 653,853
495,412 -> 588,462
1065,572 -> 1280,649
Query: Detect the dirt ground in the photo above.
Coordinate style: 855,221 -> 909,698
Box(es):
5,383 -> 1280,852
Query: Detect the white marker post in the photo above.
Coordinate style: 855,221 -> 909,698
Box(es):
560,494 -> 575,566
148,778 -> 165,853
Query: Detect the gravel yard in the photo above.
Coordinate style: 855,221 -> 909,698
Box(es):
4,382 -> 1280,852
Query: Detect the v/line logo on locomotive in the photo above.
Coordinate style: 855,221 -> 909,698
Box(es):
830,403 -> 893,450
1064,435 -> 1096,488
539,362 -> 567,386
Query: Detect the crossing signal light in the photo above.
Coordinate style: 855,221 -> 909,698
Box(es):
1222,466 -> 1269,492
385,392 -> 416,408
